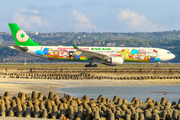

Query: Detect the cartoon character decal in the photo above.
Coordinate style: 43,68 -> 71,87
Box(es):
35,50 -> 44,56
60,50 -> 69,59
131,49 -> 139,60
69,51 -> 75,59
34,47 -> 162,62
35,47 -> 44,56
34,47 -> 88,60
138,49 -> 146,60
75,51 -> 82,60
115,48 -> 162,62
147,49 -> 158,61
53,50 -> 59,57
118,49 -> 129,59
155,58 -> 162,62
43,48 -> 50,55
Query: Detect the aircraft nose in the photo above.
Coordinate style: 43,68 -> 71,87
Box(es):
160,53 -> 175,61
172,54 -> 175,59
169,53 -> 175,60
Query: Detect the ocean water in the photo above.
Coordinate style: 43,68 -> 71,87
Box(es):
57,86 -> 180,103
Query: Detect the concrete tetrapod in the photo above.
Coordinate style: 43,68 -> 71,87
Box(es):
2,91 -> 180,119
24,107 -> 31,118
0,103 -> 6,117
68,105 -> 76,120
16,104 -> 23,117
51,105 -> 59,119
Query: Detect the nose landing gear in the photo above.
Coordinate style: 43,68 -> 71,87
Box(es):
156,62 -> 160,68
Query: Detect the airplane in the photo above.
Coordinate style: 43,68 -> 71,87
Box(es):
8,23 -> 175,67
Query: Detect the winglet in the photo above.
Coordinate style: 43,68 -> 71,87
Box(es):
73,45 -> 79,49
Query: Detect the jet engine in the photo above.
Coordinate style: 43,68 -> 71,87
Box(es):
105,57 -> 124,65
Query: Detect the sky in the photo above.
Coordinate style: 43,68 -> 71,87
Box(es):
0,0 -> 180,33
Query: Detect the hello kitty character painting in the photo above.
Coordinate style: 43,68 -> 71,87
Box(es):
147,49 -> 158,61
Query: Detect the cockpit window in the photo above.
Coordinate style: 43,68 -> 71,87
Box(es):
167,52 -> 171,54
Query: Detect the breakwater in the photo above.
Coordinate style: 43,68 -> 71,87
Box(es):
0,91 -> 180,120
0,68 -> 180,80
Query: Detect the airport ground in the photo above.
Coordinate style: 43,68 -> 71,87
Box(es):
0,63 -> 180,97
0,63 -> 179,68
0,64 -> 180,120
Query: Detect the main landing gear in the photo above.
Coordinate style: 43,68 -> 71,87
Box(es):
156,62 -> 160,68
85,62 -> 97,67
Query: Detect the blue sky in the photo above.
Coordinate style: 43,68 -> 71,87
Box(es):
1,0 -> 180,32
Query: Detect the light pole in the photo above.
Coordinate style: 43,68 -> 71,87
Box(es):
24,57 -> 26,65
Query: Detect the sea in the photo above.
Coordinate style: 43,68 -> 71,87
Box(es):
57,86 -> 180,103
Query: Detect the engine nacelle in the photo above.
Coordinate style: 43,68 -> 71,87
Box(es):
106,57 -> 124,65
111,57 -> 124,65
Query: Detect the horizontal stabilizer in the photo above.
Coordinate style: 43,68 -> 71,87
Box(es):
10,45 -> 28,52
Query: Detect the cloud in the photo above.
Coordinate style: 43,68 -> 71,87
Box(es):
28,15 -> 42,26
72,10 -> 96,31
117,9 -> 165,32
20,9 -> 39,14
12,9 -> 53,30
12,11 -> 32,30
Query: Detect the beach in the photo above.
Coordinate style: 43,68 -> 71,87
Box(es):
0,78 -> 180,120
0,78 -> 180,97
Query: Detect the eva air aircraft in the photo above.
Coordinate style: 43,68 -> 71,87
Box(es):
8,23 -> 175,67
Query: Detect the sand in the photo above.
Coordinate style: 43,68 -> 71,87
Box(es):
0,78 -> 180,120
0,78 -> 180,97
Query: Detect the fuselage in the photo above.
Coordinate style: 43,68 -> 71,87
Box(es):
13,46 -> 175,63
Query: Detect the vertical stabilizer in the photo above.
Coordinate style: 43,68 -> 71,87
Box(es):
8,23 -> 41,46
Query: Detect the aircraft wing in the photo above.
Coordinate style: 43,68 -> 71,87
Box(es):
73,45 -> 109,59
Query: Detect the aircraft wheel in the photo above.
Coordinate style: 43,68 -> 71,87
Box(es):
93,64 -> 97,67
156,62 -> 160,68
89,65 -> 93,67
85,64 -> 97,67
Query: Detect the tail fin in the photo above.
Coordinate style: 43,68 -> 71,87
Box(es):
8,23 -> 41,46
73,45 -> 79,49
